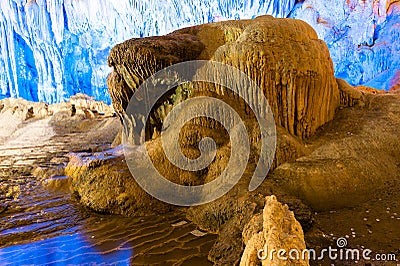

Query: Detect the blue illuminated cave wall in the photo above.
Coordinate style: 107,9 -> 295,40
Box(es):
290,0 -> 400,91
0,0 -> 399,104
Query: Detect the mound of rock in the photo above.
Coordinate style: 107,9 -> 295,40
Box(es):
102,17 -> 342,218
84,15 -> 341,224
240,195 -> 309,266
0,94 -> 114,144
108,15 -> 339,139
87,15 -> 342,218
69,14 -> 400,265
69,93 -> 113,115
65,146 -> 171,216
0,98 -> 50,142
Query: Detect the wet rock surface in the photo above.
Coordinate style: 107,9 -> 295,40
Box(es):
0,97 -> 216,265
66,147 -> 172,216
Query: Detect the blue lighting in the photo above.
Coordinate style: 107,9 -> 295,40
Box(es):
0,0 -> 398,104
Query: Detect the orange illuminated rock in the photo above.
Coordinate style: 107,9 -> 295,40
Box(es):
107,15 -> 340,139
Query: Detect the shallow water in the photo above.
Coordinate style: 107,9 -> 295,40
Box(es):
0,118 -> 216,265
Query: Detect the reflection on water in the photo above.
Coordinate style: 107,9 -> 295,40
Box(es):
1,231 -> 133,265
0,118 -> 216,265
0,171 -> 216,265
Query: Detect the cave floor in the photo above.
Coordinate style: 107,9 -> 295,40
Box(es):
0,116 -> 216,266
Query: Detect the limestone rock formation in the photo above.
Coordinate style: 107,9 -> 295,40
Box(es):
102,15 -> 341,260
240,195 -> 309,266
69,93 -> 114,116
185,183 -> 313,265
65,146 -> 171,216
196,90 -> 400,264
336,78 -> 366,107
0,94 -> 115,143
107,15 -> 340,139
107,34 -> 204,116
65,14 -> 400,265
272,92 -> 400,210
101,15 -> 340,223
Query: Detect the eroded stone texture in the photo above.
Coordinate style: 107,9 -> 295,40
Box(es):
107,15 -> 340,139
187,186 -> 313,265
210,16 -> 339,138
336,78 -> 366,107
65,147 -> 171,216
102,15 -> 340,258
107,34 -> 204,116
240,195 -> 309,266
272,93 -> 400,210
